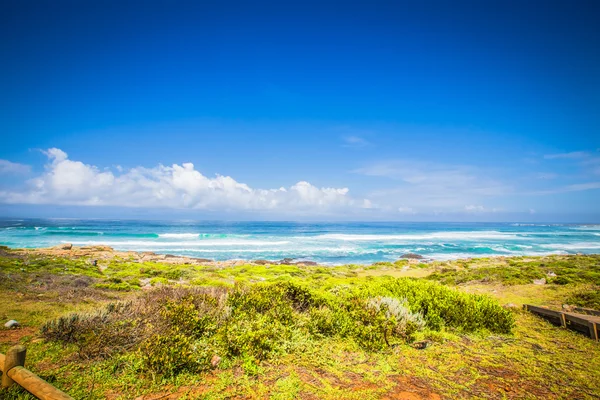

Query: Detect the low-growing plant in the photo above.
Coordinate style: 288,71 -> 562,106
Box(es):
38,279 -> 513,377
141,333 -> 214,376
566,287 -> 600,310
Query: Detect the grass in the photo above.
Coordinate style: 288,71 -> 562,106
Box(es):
1,250 -> 599,399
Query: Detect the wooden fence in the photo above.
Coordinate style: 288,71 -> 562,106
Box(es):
0,345 -> 73,400
524,304 -> 599,341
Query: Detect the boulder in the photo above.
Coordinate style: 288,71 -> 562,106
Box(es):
296,261 -> 318,266
253,259 -> 271,265
533,278 -> 546,285
210,355 -> 222,368
278,258 -> 295,265
400,253 -> 424,260
52,243 -> 72,250
4,320 -> 19,329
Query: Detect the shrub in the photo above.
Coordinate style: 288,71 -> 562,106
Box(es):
367,296 -> 426,338
141,333 -> 212,376
39,279 -> 513,377
224,314 -> 288,360
353,278 -> 514,333
40,301 -> 146,359
567,288 -> 600,310
161,294 -> 220,338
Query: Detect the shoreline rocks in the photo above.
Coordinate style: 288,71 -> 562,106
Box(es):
400,253 -> 425,260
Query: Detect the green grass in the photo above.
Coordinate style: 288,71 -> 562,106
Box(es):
1,250 -> 599,399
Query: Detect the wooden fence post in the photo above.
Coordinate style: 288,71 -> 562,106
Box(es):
2,345 -> 26,388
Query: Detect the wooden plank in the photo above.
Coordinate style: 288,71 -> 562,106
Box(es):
526,305 -> 563,317
564,313 -> 596,339
573,307 -> 600,317
564,312 -> 600,325
525,305 -> 564,326
8,366 -> 73,400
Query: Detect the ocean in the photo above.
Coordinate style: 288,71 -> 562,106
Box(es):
1,219 -> 599,265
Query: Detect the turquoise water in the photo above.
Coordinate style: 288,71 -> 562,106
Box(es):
1,219 -> 599,264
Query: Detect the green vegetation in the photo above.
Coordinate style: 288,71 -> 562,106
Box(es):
427,254 -> 600,285
567,287 -> 600,310
1,250 -> 599,399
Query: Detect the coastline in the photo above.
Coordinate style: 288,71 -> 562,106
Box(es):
2,220 -> 600,265
2,242 -> 594,268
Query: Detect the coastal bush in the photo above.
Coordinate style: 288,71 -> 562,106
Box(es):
141,333 -> 212,376
225,313 -> 289,360
566,288 -> 600,310
350,278 -> 514,333
427,255 -> 600,286
38,279 -> 513,377
40,301 -> 147,359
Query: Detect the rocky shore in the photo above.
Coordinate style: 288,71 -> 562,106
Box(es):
5,243 -> 431,268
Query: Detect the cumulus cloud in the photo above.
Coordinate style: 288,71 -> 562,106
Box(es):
0,159 -> 31,175
464,205 -> 502,213
0,148 -> 369,215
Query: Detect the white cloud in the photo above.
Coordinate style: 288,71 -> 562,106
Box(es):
0,148 -> 369,215
342,136 -> 371,148
543,150 -> 600,176
464,205 -> 485,212
464,205 -> 502,213
0,159 -> 31,175
526,182 -> 600,195
355,160 -> 512,211
544,151 -> 589,160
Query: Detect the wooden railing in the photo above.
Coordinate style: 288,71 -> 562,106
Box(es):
0,345 -> 73,400
524,304 -> 599,341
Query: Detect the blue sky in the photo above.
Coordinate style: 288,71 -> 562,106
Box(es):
1,0 -> 599,221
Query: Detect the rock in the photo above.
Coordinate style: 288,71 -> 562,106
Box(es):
412,340 -> 432,350
73,277 -> 92,287
253,259 -> 271,265
533,278 -> 546,285
4,320 -> 19,329
400,253 -> 424,260
503,303 -> 519,309
296,261 -> 318,266
278,258 -> 295,264
562,304 -> 575,312
546,271 -> 557,277
211,355 -> 221,368
52,243 -> 72,250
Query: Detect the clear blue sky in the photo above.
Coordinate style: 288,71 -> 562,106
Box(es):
1,0 -> 599,221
